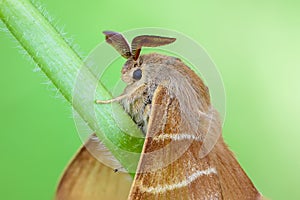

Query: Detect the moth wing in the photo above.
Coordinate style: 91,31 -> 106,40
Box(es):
128,85 -> 223,200
128,85 -> 262,199
56,134 -> 132,200
212,138 -> 263,199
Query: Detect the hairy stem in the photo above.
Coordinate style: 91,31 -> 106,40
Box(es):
0,0 -> 143,175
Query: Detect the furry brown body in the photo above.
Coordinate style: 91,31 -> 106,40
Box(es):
120,53 -> 210,136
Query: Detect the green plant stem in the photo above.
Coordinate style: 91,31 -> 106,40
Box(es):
0,0 -> 143,175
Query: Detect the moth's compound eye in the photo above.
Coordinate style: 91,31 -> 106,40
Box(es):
133,69 -> 142,80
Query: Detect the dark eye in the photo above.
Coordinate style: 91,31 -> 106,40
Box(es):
133,69 -> 142,80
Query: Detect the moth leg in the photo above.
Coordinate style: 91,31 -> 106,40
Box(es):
95,84 -> 147,104
95,94 -> 128,104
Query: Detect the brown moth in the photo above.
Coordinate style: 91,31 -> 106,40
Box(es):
56,31 -> 263,200
97,31 -> 263,199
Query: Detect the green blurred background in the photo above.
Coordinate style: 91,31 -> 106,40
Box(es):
1,0 -> 299,199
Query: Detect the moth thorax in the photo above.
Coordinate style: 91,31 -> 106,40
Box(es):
120,86 -> 152,135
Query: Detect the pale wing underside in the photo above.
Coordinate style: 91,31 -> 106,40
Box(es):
56,135 -> 132,200
128,86 -> 262,200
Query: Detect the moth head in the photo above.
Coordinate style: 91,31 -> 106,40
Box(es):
103,31 -> 176,84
